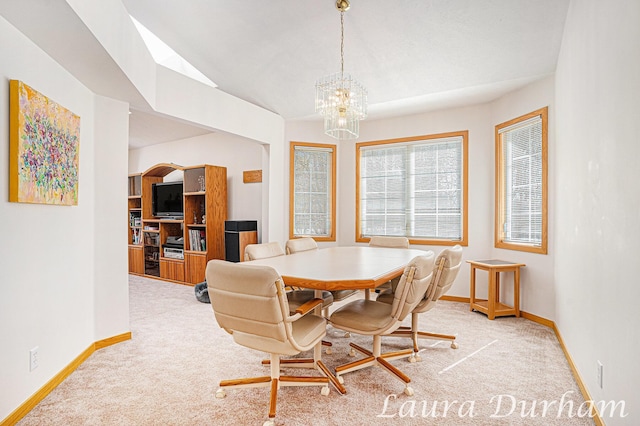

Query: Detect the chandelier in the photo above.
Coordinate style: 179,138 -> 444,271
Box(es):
315,0 -> 367,140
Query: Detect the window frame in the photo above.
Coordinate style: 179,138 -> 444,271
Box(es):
355,131 -> 469,246
289,141 -> 337,242
494,107 -> 548,254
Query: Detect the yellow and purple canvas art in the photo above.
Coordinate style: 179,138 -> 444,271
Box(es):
9,80 -> 80,205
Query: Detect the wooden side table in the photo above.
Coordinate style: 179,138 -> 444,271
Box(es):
467,260 -> 525,320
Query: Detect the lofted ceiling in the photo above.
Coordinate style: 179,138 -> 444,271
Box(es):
121,0 -> 570,146
128,111 -> 212,148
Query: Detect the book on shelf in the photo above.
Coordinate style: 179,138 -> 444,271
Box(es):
189,229 -> 206,251
131,228 -> 141,245
129,212 -> 141,227
144,233 -> 159,246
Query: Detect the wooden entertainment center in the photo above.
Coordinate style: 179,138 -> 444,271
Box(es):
128,163 -> 227,285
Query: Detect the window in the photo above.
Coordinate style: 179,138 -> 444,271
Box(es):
289,142 -> 336,241
356,132 -> 468,245
495,107 -> 548,254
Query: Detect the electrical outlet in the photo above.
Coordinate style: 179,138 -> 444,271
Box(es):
30,347 -> 39,371
597,360 -> 603,388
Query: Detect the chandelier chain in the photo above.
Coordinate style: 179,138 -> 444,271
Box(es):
340,11 -> 345,78
315,0 -> 367,140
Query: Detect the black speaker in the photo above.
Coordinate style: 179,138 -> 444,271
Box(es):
225,221 -> 258,262
225,220 -> 257,232
225,231 -> 241,262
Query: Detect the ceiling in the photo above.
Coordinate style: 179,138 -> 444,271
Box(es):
128,111 -> 212,148
122,0 -> 570,147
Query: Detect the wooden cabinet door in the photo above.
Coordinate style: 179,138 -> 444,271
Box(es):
128,246 -> 144,274
160,259 -> 185,282
185,253 -> 207,284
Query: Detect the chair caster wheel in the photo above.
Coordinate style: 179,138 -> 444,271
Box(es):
344,331 -> 351,338
348,348 -> 356,357
215,389 -> 226,399
325,347 -> 332,355
263,419 -> 275,426
451,342 -> 458,349
337,375 -> 345,384
321,386 -> 330,396
408,355 -> 417,363
404,386 -> 414,396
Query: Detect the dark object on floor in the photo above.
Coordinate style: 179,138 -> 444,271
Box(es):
194,281 -> 210,303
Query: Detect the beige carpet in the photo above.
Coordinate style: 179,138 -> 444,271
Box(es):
18,275 -> 595,425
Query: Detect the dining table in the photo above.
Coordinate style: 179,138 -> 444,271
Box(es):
245,245 -> 429,394
245,245 -> 428,292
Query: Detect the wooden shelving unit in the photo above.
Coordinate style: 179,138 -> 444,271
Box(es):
127,163 -> 228,285
127,174 -> 144,275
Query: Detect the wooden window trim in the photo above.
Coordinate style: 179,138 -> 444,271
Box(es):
355,131 -> 469,246
494,107 -> 548,254
289,141 -> 337,242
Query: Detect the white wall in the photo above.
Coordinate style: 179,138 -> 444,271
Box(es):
93,95 -> 130,340
490,76 -> 556,320
351,105 -> 495,300
555,0 -> 640,423
4,0 -> 638,422
128,133 -> 265,238
288,98 -> 555,305
34,0 -> 288,246
1,1 -> 287,420
0,15 -> 129,420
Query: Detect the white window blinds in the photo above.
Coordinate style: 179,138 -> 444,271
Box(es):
292,145 -> 333,237
500,116 -> 543,245
359,136 -> 463,240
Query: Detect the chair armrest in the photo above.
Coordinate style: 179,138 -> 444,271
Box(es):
294,298 -> 323,315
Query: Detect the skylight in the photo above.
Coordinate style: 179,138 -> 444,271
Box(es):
130,16 -> 217,88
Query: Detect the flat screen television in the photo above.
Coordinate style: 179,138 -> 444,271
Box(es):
152,181 -> 184,218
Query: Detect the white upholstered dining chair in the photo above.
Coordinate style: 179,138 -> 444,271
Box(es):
206,260 -> 340,426
376,245 -> 463,361
244,241 -> 286,262
285,237 -> 359,305
244,241 -> 334,352
328,252 -> 436,396
244,241 -> 333,309
368,235 -> 410,249
368,236 -> 410,295
284,236 -> 317,254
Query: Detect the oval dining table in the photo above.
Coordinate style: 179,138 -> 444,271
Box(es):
245,246 -> 428,291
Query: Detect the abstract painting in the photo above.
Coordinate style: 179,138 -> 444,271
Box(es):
9,80 -> 80,205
